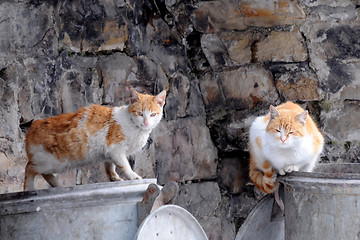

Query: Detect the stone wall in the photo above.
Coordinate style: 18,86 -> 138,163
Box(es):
1,0 -> 360,239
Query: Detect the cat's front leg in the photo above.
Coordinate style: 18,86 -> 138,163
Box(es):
110,153 -> 142,180
278,168 -> 286,176
105,162 -> 123,181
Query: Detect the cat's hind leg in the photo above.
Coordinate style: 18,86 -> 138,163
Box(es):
42,174 -> 60,188
105,162 -> 124,181
24,162 -> 37,191
249,157 -> 277,194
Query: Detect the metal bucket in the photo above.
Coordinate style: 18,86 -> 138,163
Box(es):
280,163 -> 360,240
0,179 -> 156,240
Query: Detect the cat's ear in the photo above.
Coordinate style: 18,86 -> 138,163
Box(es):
129,87 -> 139,104
269,105 -> 280,120
296,110 -> 308,125
155,90 -> 166,107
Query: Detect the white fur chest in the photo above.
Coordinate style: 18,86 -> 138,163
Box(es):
262,133 -> 314,171
108,106 -> 151,156
249,115 -> 316,172
126,130 -> 150,154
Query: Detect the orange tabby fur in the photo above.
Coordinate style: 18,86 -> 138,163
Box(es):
24,88 -> 166,190
248,102 -> 324,194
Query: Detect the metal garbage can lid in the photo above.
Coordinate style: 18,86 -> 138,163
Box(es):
235,195 -> 284,240
135,205 -> 208,240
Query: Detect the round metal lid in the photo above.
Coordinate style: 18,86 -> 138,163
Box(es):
235,195 -> 284,240
135,205 -> 208,240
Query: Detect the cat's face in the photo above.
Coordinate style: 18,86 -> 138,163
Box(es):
128,89 -> 166,131
266,106 -> 307,148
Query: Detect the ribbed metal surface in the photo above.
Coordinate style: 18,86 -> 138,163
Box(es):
280,164 -> 360,240
0,179 -> 156,240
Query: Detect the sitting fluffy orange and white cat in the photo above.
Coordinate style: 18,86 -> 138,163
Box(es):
24,88 -> 166,191
249,102 -> 324,194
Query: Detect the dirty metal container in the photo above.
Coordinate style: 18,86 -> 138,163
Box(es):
280,163 -> 360,240
0,179 -> 156,240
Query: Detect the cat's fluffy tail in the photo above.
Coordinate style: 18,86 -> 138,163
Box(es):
249,157 -> 277,194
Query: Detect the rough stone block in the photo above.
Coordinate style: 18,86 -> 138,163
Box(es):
164,72 -> 191,119
174,181 -> 228,239
192,1 -> 247,33
152,118 -> 218,185
302,23 -> 360,98
201,34 -> 233,69
219,31 -> 257,65
148,44 -> 189,77
275,71 -> 321,101
207,110 -> 256,152
136,56 -> 169,91
320,101 -> 360,163
240,0 -> 306,27
321,101 -> 360,143
198,72 -> 223,111
201,30 -> 260,68
306,3 -> 358,21
218,157 -> 249,194
60,55 -> 101,113
133,138 -> 156,179
97,53 -> 138,105
301,0 -> 356,8
254,27 -> 307,62
58,1 -> 128,53
164,73 -> 205,120
192,0 -> 305,33
198,216 -> 223,240
175,181 -> 221,217
0,2 -> 56,54
200,65 -> 280,111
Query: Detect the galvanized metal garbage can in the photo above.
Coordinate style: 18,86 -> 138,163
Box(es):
280,163 -> 360,240
0,179 -> 156,240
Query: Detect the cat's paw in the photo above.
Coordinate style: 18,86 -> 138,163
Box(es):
278,165 -> 299,175
108,171 -> 124,181
278,169 -> 286,175
284,165 -> 299,174
126,171 -> 142,180
263,176 -> 278,194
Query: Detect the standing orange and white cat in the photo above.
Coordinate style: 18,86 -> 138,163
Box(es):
24,88 -> 166,191
248,102 -> 324,194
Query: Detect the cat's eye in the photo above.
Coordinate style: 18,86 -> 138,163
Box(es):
288,131 -> 294,135
150,113 -> 157,117
137,112 -> 143,116
276,129 -> 281,132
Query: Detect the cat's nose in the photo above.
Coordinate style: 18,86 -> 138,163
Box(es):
280,137 -> 286,143
144,120 -> 149,126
